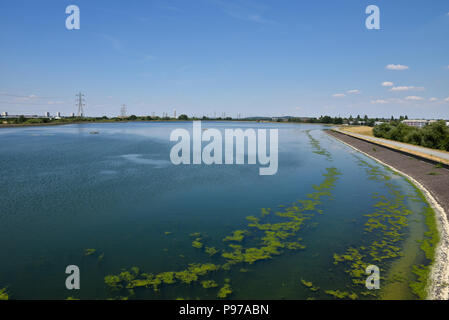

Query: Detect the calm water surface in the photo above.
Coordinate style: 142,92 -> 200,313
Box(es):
0,122 -> 431,299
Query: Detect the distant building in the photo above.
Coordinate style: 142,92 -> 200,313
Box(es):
349,121 -> 366,125
1,111 -> 8,117
374,121 -> 384,126
402,119 -> 429,128
45,112 -> 51,118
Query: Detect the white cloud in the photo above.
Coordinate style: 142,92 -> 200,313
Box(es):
405,96 -> 424,101
382,81 -> 394,87
347,89 -> 360,94
389,86 -> 425,92
371,99 -> 389,104
332,93 -> 346,98
386,64 -> 409,71
445,97 -> 449,102
429,97 -> 438,102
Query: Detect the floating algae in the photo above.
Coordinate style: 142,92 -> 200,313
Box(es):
223,230 -> 247,242
205,246 -> 219,256
0,288 -> 9,300
192,238 -> 203,249
261,208 -> 271,217
84,248 -> 97,256
406,185 -> 440,299
300,279 -> 319,292
104,275 -> 122,290
105,263 -> 221,295
101,140 -> 430,301
190,232 -> 201,237
325,290 -> 358,300
103,167 -> 342,299
305,130 -> 332,161
201,280 -> 218,289
217,283 -> 233,299
328,156 -> 439,299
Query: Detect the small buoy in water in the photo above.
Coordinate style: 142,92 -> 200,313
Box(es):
89,131 -> 99,134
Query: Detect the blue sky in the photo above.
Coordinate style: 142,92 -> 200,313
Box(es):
0,0 -> 448,119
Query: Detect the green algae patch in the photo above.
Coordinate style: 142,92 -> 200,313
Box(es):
300,279 -> 319,292
408,203 -> 440,299
102,167 -> 341,299
217,284 -> 233,299
201,280 -> 218,289
305,130 -> 332,161
330,156 -> 440,300
190,232 -> 201,237
84,248 -> 96,256
192,238 -> 203,249
0,288 -> 9,300
325,290 -> 357,300
157,272 -> 176,284
174,270 -> 198,285
382,163 -> 440,299
105,275 -> 122,290
205,246 -> 219,256
223,230 -> 247,242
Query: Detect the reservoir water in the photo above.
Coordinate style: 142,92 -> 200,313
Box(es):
0,122 -> 435,300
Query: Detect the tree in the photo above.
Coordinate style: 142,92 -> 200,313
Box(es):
374,120 -> 449,151
178,114 -> 189,120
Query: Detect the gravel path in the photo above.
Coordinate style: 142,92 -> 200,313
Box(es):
327,130 -> 449,218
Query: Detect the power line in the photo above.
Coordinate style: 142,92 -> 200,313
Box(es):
76,92 -> 85,117
120,104 -> 127,118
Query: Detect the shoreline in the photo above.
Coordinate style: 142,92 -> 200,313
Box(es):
0,119 -> 333,129
327,130 -> 449,300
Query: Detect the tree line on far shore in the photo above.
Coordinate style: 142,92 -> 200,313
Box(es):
3,114 -> 449,152
1,114 -> 231,125
373,120 -> 449,151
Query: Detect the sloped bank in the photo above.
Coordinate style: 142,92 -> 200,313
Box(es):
327,129 -> 449,300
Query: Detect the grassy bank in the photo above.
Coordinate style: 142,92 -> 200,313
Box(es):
340,126 -> 374,137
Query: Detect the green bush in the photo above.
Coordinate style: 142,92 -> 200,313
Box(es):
373,121 -> 449,151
